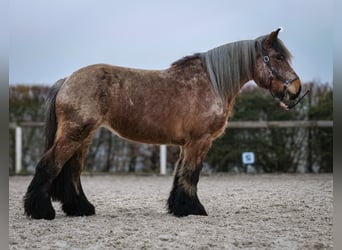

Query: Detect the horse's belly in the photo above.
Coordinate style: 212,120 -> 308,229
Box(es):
101,120 -> 185,146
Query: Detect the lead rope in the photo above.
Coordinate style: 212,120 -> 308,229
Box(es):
281,89 -> 310,110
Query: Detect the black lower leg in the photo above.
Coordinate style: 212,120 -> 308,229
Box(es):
51,157 -> 95,217
167,164 -> 207,217
60,178 -> 95,216
24,158 -> 56,220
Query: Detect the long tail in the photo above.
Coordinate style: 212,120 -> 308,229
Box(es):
44,78 -> 66,152
43,78 -> 70,202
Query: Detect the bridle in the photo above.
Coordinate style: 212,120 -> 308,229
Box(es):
262,49 -> 299,100
262,49 -> 309,109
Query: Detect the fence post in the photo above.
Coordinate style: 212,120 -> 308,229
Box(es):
160,145 -> 167,175
15,126 -> 22,174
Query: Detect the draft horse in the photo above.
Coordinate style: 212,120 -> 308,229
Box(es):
24,28 -> 303,220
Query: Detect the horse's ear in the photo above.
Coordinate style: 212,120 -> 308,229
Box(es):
263,28 -> 282,49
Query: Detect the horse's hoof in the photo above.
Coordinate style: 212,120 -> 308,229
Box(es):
30,208 -> 56,220
24,193 -> 56,220
62,199 -> 95,217
167,188 -> 208,217
169,202 -> 208,217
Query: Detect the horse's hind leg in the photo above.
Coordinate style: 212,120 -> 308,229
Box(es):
24,121 -> 97,220
167,136 -> 212,217
51,136 -> 95,216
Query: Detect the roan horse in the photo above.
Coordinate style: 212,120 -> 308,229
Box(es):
24,28 -> 304,220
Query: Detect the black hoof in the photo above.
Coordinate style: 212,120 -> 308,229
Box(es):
167,188 -> 208,217
24,191 -> 55,220
62,198 -> 95,217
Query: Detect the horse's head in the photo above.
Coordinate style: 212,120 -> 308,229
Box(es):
253,29 -> 305,109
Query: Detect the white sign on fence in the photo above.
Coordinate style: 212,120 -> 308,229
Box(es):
242,152 -> 255,165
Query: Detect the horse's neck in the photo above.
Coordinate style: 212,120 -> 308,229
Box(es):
225,73 -> 252,104
201,40 -> 256,106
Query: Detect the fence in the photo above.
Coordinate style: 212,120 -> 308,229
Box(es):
9,120 -> 333,175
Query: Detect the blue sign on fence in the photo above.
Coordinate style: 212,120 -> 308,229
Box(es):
242,152 -> 255,164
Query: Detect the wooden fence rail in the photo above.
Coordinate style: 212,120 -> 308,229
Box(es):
227,120 -> 333,128
9,120 -> 334,129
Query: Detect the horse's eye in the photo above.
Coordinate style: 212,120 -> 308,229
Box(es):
276,54 -> 284,61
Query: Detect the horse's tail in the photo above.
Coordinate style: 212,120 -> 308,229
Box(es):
44,78 -> 70,202
44,78 -> 66,152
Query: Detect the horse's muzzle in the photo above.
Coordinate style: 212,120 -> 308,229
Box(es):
285,78 -> 301,100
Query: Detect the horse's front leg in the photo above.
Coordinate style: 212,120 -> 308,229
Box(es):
167,137 -> 212,217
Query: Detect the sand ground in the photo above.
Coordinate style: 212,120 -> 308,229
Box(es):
9,174 -> 333,249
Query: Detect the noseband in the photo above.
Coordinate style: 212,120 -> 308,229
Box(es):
262,50 -> 299,100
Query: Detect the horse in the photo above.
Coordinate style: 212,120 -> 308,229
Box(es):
24,28 -> 303,220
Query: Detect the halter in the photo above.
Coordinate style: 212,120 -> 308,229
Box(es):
262,49 -> 299,98
262,49 -> 309,109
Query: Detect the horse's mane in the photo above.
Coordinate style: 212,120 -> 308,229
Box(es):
171,53 -> 201,68
171,35 -> 292,103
